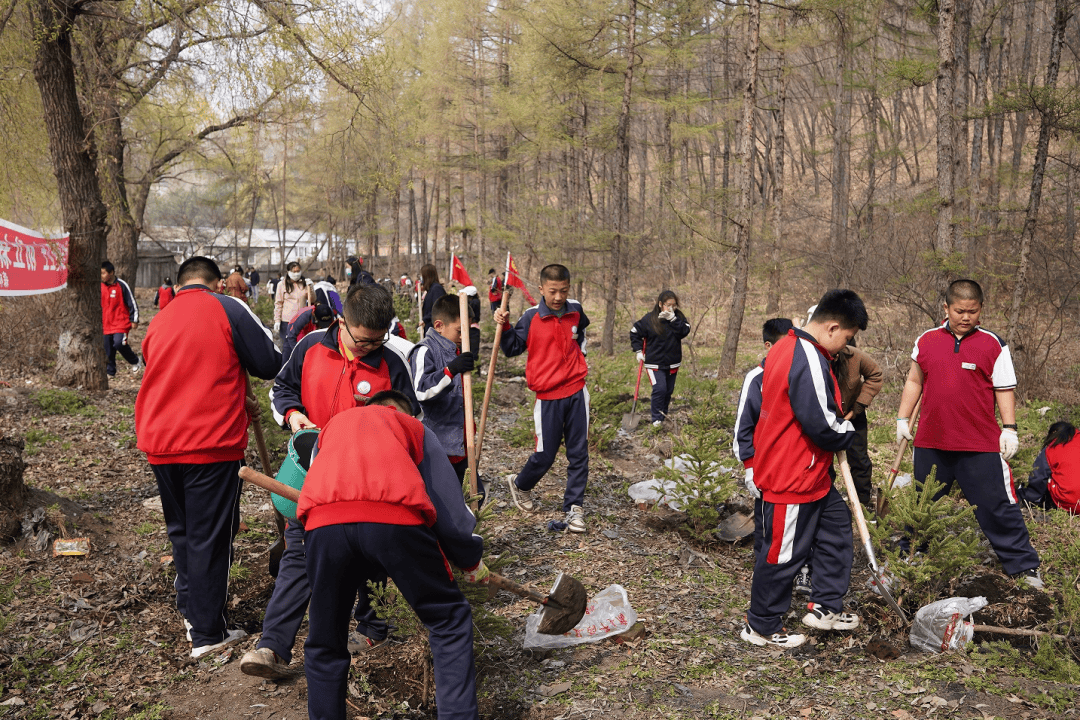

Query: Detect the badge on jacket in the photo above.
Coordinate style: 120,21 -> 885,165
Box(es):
357,381 -> 371,395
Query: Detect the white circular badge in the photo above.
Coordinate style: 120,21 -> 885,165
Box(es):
357,381 -> 371,395
571,325 -> 578,333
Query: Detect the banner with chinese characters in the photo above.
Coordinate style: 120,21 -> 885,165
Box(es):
0,218 -> 68,296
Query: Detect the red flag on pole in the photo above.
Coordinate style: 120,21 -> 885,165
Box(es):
506,253 -> 536,305
450,254 -> 473,287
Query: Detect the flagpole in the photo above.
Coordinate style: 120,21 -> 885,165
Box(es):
476,252 -> 511,462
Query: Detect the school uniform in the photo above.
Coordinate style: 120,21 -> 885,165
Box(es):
258,322 -> 419,662
281,306 -> 321,367
101,278 -> 140,375
299,406 -> 483,720
909,322 -> 1040,574
409,329 -> 468,480
733,361 -> 765,552
499,298 -> 590,512
422,282 -> 447,334
154,285 -> 175,310
488,275 -> 504,315
1021,438 -> 1080,514
630,311 -> 691,422
748,328 -> 856,637
135,285 -> 281,647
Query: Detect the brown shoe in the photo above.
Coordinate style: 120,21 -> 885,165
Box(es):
240,647 -> 293,680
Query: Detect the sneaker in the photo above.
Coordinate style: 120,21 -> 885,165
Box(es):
240,647 -> 293,680
740,623 -> 806,648
183,618 -> 193,642
191,628 -> 248,659
506,475 -> 537,513
565,505 -> 586,533
802,603 -> 860,631
1012,568 -> 1045,590
132,357 -> 145,374
348,631 -> 387,653
793,565 -> 812,596
652,420 -> 663,427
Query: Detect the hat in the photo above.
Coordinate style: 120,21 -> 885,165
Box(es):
314,303 -> 334,322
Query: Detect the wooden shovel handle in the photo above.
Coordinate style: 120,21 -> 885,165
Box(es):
487,572 -> 550,606
239,466 -> 299,503
459,292 -> 479,510
476,290 -> 510,461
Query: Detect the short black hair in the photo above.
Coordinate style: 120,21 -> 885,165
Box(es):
177,256 -> 222,285
488,268 -> 496,274
367,389 -> 415,415
808,289 -> 868,330
946,279 -> 984,306
101,261 -> 115,273
344,282 -> 394,331
762,318 -> 794,344
432,293 -> 461,325
540,264 -> 570,283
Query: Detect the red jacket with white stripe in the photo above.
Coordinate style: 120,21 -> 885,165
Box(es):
498,299 -> 589,400
101,279 -> 138,334
135,285 -> 281,464
753,328 -> 856,505
297,406 -> 484,570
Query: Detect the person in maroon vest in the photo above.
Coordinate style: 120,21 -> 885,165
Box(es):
135,256 -> 280,658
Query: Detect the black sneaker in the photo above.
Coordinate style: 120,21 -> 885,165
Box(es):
793,565 -> 812,596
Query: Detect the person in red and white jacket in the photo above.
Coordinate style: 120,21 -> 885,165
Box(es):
100,260 -> 142,376
487,268 -> 504,315
134,256 -> 281,658
494,263 -> 591,533
743,290 -> 866,650
296,396 -> 485,720
1021,421 -> 1080,514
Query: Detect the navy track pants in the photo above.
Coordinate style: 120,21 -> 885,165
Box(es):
646,367 -> 678,422
748,485 -> 853,636
152,460 -> 242,647
305,523 -> 477,720
258,518 -> 385,663
913,447 -> 1040,576
103,332 -> 138,376
514,388 -> 590,512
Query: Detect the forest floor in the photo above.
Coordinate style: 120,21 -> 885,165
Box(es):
1,294 -> 1079,720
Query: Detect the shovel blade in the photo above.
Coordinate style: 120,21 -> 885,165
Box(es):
715,511 -> 755,542
536,572 -> 589,635
621,412 -> 641,431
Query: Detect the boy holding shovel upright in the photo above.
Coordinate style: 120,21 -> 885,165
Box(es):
896,279 -> 1043,588
494,264 -> 591,533
743,290 -> 867,649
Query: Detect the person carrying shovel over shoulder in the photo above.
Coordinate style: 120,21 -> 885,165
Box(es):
896,278 -> 1043,588
629,290 -> 690,427
743,290 -> 866,649
494,263 -> 591,533
297,394 -> 487,720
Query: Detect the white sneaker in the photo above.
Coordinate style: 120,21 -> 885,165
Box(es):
740,623 -> 806,648
652,420 -> 662,427
506,475 -> 538,513
802,603 -> 860,631
1013,568 -> 1045,590
191,628 -> 247,659
240,647 -> 292,680
565,505 -> 586,533
183,618 -> 193,642
132,357 -> 145,375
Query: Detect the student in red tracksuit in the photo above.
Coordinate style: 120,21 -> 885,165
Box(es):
488,268 -> 504,315
742,290 -> 867,649
241,284 -> 420,679
135,257 -> 281,658
298,398 -> 486,720
100,260 -> 142,376
1021,422 -> 1080,514
494,264 -> 591,533
154,277 -> 174,310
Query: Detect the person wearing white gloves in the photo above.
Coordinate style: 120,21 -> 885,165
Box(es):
896,279 -> 1042,588
629,290 -> 691,427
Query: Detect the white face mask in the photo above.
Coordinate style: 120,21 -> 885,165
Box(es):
288,271 -> 301,281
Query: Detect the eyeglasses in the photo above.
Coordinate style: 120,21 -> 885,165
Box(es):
343,323 -> 387,349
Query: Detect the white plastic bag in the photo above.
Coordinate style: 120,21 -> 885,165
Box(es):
523,584 -> 638,649
909,596 -> 988,653
627,454 -> 733,511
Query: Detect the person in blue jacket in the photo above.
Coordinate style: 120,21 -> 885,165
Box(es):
629,290 -> 691,426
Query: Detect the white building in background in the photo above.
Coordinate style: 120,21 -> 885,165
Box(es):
140,226 -> 336,272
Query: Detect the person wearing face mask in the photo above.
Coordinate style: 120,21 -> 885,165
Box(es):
346,256 -> 375,286
274,262 -> 315,339
629,290 -> 691,427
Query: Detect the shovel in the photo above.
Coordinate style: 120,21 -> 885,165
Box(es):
838,450 -> 908,624
621,341 -> 646,431
876,397 -> 921,517
238,467 -> 589,634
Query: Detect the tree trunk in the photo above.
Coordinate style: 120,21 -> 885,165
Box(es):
829,13 -> 851,286
1005,0 -> 1071,349
952,0 -> 972,260
718,0 -> 760,376
0,434 -> 28,540
31,0 -> 109,391
765,9 -> 786,316
935,0 -> 957,276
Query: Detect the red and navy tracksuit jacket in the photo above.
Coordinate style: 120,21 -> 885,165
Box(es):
1023,438 -> 1080,514
409,329 -> 467,458
270,321 -> 419,428
101,279 -> 139,334
154,285 -> 175,309
732,361 -> 765,467
135,286 -> 281,464
499,299 -> 589,400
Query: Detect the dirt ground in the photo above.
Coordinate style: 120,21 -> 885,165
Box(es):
1,293 -> 1078,720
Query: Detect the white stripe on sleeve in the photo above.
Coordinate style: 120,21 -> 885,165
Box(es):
799,338 -> 853,435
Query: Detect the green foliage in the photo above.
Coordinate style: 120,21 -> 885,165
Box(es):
882,58 -> 936,88
23,429 -> 59,456
872,466 -> 982,607
393,290 -> 416,336
252,295 -> 275,327
32,389 -> 98,417
1031,510 -> 1080,632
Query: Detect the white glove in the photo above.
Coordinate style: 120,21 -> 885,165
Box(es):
273,326 -> 280,339
636,351 -> 645,363
744,468 -> 761,499
1000,428 -> 1019,460
659,309 -> 676,321
896,418 -> 913,444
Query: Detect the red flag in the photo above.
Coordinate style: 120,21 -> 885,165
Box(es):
450,254 -> 473,287
506,253 -> 537,305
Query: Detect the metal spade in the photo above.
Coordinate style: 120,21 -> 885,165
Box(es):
489,571 -> 589,635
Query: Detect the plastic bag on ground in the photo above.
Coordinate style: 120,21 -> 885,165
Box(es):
627,454 -> 733,511
523,584 -> 637,649
909,596 -> 988,653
